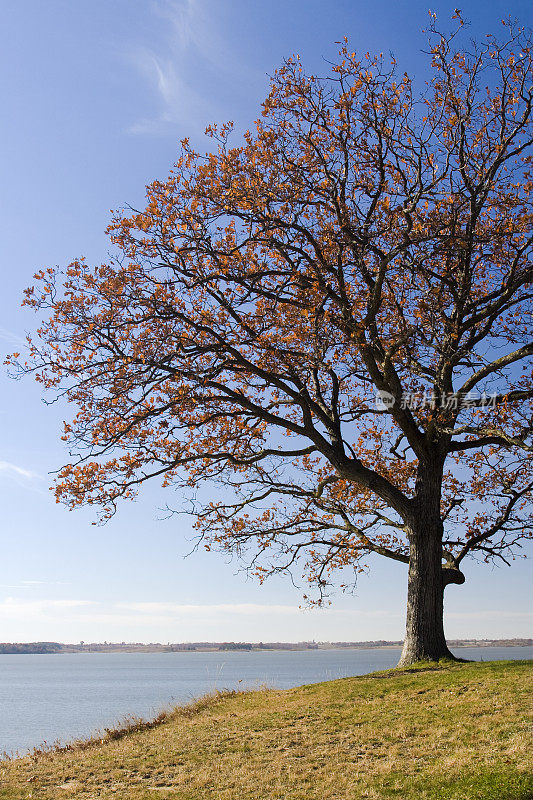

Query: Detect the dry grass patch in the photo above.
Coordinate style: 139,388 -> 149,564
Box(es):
0,660 -> 531,800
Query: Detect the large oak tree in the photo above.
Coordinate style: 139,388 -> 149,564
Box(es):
15,17 -> 533,664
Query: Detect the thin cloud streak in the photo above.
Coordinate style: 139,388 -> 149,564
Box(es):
126,51 -> 214,136
120,602 -> 313,615
0,461 -> 41,481
1,598 -> 531,624
0,326 -> 26,348
124,0 -> 257,136
0,596 -> 530,641
0,598 -> 94,622
0,598 -> 401,622
0,581 -> 71,590
156,0 -> 208,53
117,601 -> 404,619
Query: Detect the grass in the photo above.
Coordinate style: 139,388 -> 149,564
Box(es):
0,659 -> 531,800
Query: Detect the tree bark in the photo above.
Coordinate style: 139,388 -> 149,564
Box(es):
398,524 -> 465,666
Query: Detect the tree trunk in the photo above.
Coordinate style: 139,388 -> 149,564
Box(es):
398,524 -> 465,667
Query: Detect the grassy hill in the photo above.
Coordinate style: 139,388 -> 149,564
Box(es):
0,660 -> 531,800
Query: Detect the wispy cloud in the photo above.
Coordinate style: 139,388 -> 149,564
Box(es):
0,598 -> 397,624
0,326 -> 26,348
5,598 -> 531,626
123,0 -> 254,136
126,51 -> 213,136
447,610 -> 533,620
0,597 -> 530,641
157,0 -> 209,53
118,601 -> 307,616
0,598 -> 94,622
0,581 -> 71,590
117,601 -> 403,620
0,461 -> 41,481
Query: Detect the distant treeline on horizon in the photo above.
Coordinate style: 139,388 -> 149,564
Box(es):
0,639 -> 531,654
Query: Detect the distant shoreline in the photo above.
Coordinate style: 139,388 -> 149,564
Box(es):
0,639 -> 531,655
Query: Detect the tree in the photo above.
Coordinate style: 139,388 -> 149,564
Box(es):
13,16 -> 533,665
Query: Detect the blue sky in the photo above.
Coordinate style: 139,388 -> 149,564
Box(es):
0,0 -> 531,644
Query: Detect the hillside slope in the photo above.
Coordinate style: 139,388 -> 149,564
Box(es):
1,660 -> 532,800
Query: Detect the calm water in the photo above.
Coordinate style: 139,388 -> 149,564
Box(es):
1,645 -> 531,756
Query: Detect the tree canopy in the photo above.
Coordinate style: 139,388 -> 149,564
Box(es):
13,16 -> 533,663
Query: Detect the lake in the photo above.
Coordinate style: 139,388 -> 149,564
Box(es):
1,645 -> 531,756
